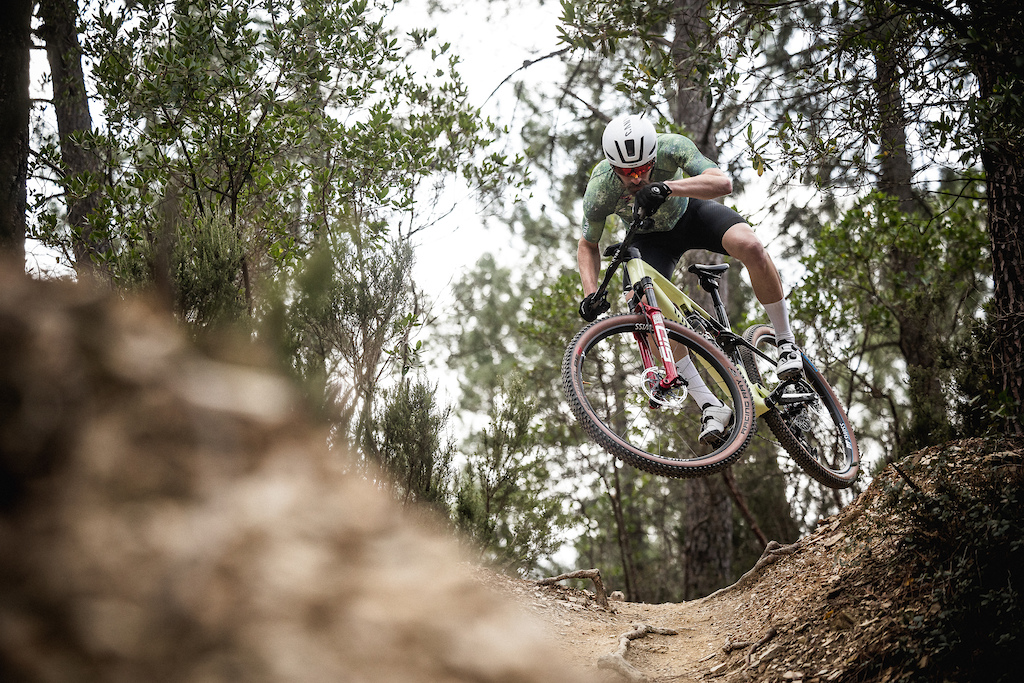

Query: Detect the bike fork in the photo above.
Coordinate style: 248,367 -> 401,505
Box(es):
633,284 -> 680,389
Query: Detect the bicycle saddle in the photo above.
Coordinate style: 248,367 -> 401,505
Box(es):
687,263 -> 730,278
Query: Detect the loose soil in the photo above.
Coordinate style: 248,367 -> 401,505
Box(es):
478,437 -> 1024,683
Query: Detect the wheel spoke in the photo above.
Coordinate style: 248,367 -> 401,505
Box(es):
737,324 -> 860,489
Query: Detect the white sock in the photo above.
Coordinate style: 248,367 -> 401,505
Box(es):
675,355 -> 723,409
763,298 -> 796,346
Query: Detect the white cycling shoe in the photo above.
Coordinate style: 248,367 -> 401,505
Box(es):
776,341 -> 804,381
699,403 -> 733,445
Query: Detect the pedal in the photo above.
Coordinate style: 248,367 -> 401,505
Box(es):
766,379 -> 815,407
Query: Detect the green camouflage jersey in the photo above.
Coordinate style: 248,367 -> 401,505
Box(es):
581,133 -> 718,243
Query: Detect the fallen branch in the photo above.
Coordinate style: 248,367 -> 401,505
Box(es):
723,637 -> 753,653
536,568 -> 609,608
702,541 -> 800,600
597,623 -> 679,683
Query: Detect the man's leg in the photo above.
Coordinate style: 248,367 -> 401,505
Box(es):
721,223 -> 803,380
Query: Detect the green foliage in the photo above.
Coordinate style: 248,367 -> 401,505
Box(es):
280,236 -> 418,439
32,0 -> 515,312
24,0 -> 528,495
884,450 -> 1024,681
950,303 -> 1024,436
366,379 -> 457,513
172,209 -> 248,326
456,373 -> 568,574
101,201 -> 248,327
555,0 -> 741,109
445,253 -> 527,413
791,189 -> 989,455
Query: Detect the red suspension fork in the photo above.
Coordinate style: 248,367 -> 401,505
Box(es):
635,296 -> 679,388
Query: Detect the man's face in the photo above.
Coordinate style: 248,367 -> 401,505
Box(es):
611,160 -> 655,194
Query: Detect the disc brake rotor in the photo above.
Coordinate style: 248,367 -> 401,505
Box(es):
640,367 -> 688,409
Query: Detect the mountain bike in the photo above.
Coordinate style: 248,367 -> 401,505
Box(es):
561,210 -> 860,489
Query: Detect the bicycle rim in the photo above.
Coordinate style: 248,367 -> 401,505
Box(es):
562,314 -> 755,478
739,324 -> 860,489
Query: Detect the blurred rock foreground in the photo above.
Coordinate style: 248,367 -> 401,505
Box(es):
0,264 -> 586,683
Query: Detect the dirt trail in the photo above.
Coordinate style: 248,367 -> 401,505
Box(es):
510,576 -> 751,681
476,455 -> 911,682
481,536 -> 826,683
480,438 -> 1023,683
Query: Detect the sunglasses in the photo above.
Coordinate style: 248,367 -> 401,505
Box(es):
611,160 -> 655,180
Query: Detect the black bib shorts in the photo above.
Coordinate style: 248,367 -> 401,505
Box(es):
633,198 -> 746,279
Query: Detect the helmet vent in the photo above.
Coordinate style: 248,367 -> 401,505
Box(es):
614,139 -> 644,163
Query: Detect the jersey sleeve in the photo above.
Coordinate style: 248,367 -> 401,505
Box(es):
659,134 -> 718,177
580,162 -> 626,243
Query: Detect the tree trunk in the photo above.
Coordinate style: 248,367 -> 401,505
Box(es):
669,0 -> 719,160
610,463 -> 640,601
981,142 -> 1024,434
966,0 -> 1024,434
38,0 -> 107,280
670,0 -> 736,596
872,25 -> 915,212
0,0 -> 32,262
682,475 -> 733,599
870,8 -> 952,450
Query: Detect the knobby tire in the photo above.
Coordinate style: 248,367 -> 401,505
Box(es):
562,314 -> 755,478
738,324 -> 860,489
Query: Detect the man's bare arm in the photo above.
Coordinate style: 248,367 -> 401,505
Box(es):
663,167 -> 732,200
577,237 -> 602,296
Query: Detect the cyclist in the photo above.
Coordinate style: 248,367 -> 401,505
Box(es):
576,114 -> 803,444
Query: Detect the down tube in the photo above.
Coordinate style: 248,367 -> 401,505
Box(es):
625,259 -> 711,325
625,260 -> 769,415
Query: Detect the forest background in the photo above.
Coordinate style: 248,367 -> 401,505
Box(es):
1,0 -> 1021,603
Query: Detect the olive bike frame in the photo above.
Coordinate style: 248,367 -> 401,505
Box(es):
623,256 -> 775,415
593,222 -> 817,420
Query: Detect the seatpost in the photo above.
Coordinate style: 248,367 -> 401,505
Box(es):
697,274 -> 731,329
709,288 -> 730,329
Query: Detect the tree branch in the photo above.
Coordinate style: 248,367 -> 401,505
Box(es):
484,47 -> 571,105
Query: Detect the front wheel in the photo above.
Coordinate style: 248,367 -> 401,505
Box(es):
738,324 -> 860,489
562,314 -> 756,478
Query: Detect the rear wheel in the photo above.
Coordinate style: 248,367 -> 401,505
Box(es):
738,324 -> 860,489
562,314 -> 755,478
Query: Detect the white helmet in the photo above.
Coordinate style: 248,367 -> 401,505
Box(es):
602,114 -> 658,168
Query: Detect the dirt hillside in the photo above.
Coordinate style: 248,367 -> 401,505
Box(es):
481,437 -> 1023,683
2,268 -> 1018,682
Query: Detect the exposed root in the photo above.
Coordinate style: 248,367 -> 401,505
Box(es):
723,637 -> 753,654
701,541 -> 800,600
597,623 -> 679,683
536,568 -> 609,608
745,626 -> 778,667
